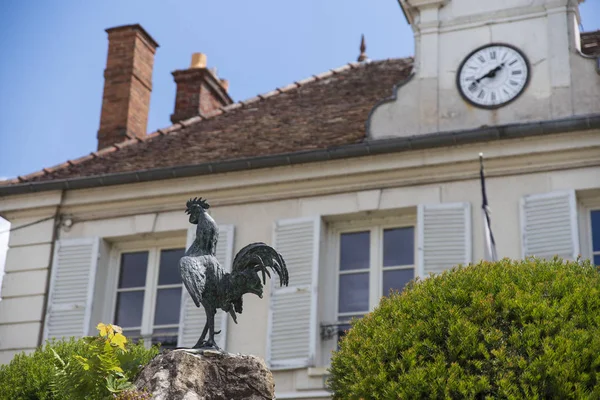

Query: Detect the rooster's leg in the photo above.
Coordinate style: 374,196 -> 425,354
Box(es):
192,322 -> 209,349
204,309 -> 221,350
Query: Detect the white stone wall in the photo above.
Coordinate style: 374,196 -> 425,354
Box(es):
0,214 -> 56,363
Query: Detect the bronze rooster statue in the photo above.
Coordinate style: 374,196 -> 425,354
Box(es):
179,197 -> 288,350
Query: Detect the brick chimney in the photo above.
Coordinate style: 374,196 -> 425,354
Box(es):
97,24 -> 159,150
170,53 -> 233,123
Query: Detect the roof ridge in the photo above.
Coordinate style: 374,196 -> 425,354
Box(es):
8,58 -> 410,185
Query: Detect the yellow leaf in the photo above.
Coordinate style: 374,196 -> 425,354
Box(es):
111,332 -> 128,351
97,322 -> 107,337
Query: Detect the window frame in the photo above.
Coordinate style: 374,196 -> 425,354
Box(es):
106,237 -> 185,346
327,214 -> 416,322
317,214 -> 416,365
334,219 -> 417,323
587,207 -> 600,265
578,194 -> 600,265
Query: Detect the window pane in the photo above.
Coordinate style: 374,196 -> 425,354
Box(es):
158,248 -> 185,285
383,227 -> 414,267
154,288 -> 182,325
152,335 -> 178,350
122,329 -> 141,337
383,268 -> 414,296
338,322 -> 353,337
338,273 -> 369,313
594,254 -> 600,267
336,314 -> 363,350
152,327 -> 179,351
592,210 -> 600,252
122,329 -> 142,344
118,252 -> 148,288
337,315 -> 362,335
115,291 -> 144,327
340,231 -> 370,271
153,327 -> 179,334
337,314 -> 363,345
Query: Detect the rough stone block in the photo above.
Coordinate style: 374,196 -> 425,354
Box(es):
135,350 -> 275,399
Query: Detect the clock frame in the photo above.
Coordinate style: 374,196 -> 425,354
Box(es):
456,43 -> 531,110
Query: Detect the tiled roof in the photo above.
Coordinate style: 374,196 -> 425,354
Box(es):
6,58 -> 413,185
581,30 -> 600,56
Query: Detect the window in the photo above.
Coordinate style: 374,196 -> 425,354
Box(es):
336,223 -> 415,339
113,247 -> 185,349
591,209 -> 600,266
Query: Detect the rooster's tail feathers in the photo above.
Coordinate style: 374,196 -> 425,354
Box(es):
231,242 -> 289,287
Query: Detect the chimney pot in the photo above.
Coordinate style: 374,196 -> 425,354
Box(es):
170,54 -> 233,123
190,52 -> 207,69
220,79 -> 229,91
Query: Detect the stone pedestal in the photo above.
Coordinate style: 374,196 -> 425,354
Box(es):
134,349 -> 275,400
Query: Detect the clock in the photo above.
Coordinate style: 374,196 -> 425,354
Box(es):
456,43 -> 530,109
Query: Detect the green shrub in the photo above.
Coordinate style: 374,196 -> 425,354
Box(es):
0,324 -> 158,400
328,257 -> 600,399
0,337 -> 88,400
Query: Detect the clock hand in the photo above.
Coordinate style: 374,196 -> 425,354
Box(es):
474,63 -> 505,83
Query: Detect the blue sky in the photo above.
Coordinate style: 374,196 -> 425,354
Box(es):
0,1 -> 598,180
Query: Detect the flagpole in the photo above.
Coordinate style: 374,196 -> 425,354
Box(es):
479,153 -> 498,262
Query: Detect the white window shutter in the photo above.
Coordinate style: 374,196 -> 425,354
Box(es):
178,224 -> 235,349
43,237 -> 100,341
417,203 -> 472,277
214,224 -> 234,349
520,190 -> 580,260
268,216 -> 321,370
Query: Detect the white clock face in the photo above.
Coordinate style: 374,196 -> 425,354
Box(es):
457,44 -> 530,109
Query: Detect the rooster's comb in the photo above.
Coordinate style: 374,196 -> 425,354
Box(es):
185,197 -> 210,214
